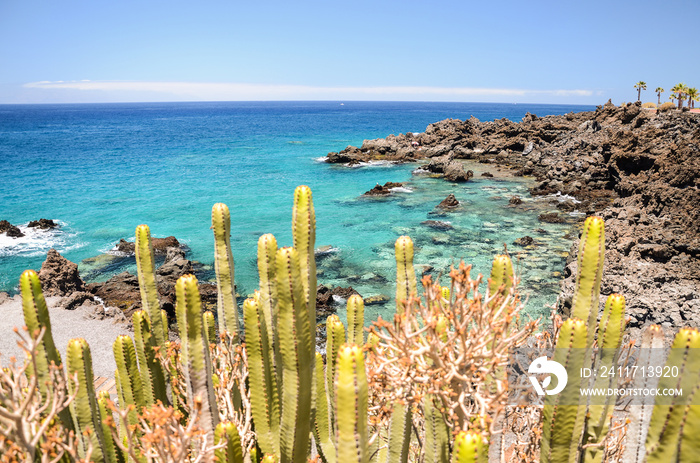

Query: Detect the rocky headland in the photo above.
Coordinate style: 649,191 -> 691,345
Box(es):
327,101 -> 700,340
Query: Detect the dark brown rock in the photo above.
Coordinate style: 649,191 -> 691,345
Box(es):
481,172 -> 494,177
0,220 -> 24,238
421,220 -> 453,230
115,236 -> 181,255
37,249 -> 86,297
60,291 -> 97,310
27,219 -> 58,229
444,162 -> 473,182
513,236 -> 534,246
509,196 -> 523,205
538,212 -> 565,223
437,194 -> 459,209
363,182 -> 404,196
363,294 -> 390,305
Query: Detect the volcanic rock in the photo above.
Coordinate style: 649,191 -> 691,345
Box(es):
513,236 -> 535,246
509,196 -> 523,205
363,294 -> 390,305
538,212 -> 565,223
0,220 -> 24,238
444,162 -> 473,182
421,220 -> 453,230
115,236 -> 181,255
38,249 -> 86,297
27,219 -> 58,229
481,171 -> 494,177
363,182 -> 404,196
436,194 -> 459,209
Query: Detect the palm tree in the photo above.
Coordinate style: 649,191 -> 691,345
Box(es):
687,87 -> 698,109
671,83 -> 688,109
634,81 -> 647,101
655,87 -> 664,105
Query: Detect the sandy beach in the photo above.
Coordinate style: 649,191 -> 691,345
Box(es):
0,292 -> 130,379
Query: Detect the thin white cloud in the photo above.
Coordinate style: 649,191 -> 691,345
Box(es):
22,80 -> 593,101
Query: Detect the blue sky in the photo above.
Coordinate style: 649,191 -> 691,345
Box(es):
1,0 -> 698,105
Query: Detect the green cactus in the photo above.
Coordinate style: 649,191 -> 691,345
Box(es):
423,395 -> 450,463
276,246 -> 314,463
66,338 -> 106,462
645,327 -> 700,462
203,310 -> 217,345
487,254 -> 514,299
215,421 -> 244,463
335,344 -> 368,463
346,295 -> 364,346
175,274 -> 219,443
395,236 -> 417,313
212,203 -> 239,336
134,224 -> 167,351
243,296 -> 280,456
541,318 -> 589,463
581,294 -> 626,463
292,185 -> 317,349
570,216 -> 605,347
257,233 -> 279,368
313,352 -> 336,463
325,314 -> 345,407
451,431 -> 488,463
97,390 -> 125,463
19,269 -> 74,431
385,401 -> 412,463
113,334 -> 144,426
132,310 -> 168,407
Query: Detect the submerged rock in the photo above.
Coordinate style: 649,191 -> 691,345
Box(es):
513,236 -> 535,246
0,220 -> 24,238
436,194 -> 460,210
38,249 -> 86,297
509,196 -> 523,205
421,220 -> 454,230
363,294 -> 390,305
538,212 -> 565,223
115,236 -> 181,255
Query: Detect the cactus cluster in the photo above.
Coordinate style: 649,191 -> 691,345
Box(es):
7,188 -> 700,463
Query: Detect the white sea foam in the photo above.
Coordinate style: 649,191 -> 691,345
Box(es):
349,160 -> 396,168
390,186 -> 413,193
314,156 -> 328,163
546,192 -> 581,203
0,221 -> 84,258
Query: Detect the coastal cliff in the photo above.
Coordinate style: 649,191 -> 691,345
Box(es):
328,101 -> 700,338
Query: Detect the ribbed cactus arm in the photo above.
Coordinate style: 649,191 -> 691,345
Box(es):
215,421 -> 244,463
325,314 -> 345,408
487,254 -> 514,299
542,318 -> 588,463
20,270 -> 62,387
243,297 -> 280,457
451,431 -> 488,463
276,247 -> 313,463
175,274 -> 219,441
570,216 -> 605,346
346,295 -> 364,346
646,328 -> 700,462
133,310 -> 168,406
67,338 -> 106,462
423,395 -> 449,463
385,401 -> 412,463
97,390 -> 125,463
134,224 -> 167,351
335,344 -> 369,463
313,352 -> 336,463
395,236 -> 416,313
258,233 -> 279,364
292,185 -> 317,348
212,203 -> 239,335
113,334 -> 144,426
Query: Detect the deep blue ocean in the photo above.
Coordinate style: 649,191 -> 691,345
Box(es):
0,101 -> 594,322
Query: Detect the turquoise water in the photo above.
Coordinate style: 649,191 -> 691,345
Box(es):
0,101 -> 593,322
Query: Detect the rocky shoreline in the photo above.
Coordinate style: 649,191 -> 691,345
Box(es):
327,101 -> 700,340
